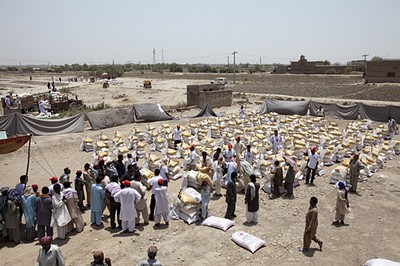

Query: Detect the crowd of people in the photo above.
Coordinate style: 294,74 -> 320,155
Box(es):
0,157 -> 167,265
0,117 -> 395,264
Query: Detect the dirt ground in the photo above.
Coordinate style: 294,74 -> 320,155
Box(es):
1,73 -> 400,265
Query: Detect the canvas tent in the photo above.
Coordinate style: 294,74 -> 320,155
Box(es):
2,100 -> 400,137
0,112 -> 84,136
258,99 -> 310,115
193,103 -> 219,117
133,103 -> 173,122
390,105 -> 400,123
85,106 -> 135,130
309,101 -> 359,120
359,103 -> 390,122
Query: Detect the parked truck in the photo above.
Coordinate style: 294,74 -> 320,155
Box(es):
1,93 -> 36,115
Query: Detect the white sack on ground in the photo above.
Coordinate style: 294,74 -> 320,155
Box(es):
202,216 -> 234,232
231,231 -> 266,253
363,258 -> 400,266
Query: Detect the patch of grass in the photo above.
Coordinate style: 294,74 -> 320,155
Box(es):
58,101 -> 112,117
61,108 -> 83,117
172,101 -> 187,109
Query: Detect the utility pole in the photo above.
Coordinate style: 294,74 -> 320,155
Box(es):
153,48 -> 156,64
260,57 -> 262,65
162,49 -> 164,64
227,56 -> 230,67
362,53 -> 369,74
232,51 -> 238,84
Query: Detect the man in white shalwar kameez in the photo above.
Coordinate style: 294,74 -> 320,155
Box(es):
200,181 -> 211,219
212,157 -> 224,196
270,130 -> 283,154
154,179 -> 170,226
51,184 -> 71,239
114,180 -> 141,232
188,145 -> 197,171
388,116 -> 398,139
223,143 -> 236,163
225,161 -> 237,186
233,136 -> 246,174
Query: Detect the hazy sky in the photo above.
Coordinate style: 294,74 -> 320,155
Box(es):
1,0 -> 399,65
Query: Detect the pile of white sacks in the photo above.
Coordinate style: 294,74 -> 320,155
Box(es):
80,111 -> 400,193
170,187 -> 202,224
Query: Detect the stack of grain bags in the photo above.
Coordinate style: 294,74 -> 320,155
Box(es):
147,153 -> 162,171
328,119 -> 399,184
170,168 -> 213,224
95,134 -> 111,159
78,108 -> 399,194
127,130 -> 139,150
80,135 -> 95,152
174,187 -> 202,224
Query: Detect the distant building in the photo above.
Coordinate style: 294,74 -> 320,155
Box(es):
271,64 -> 290,74
349,60 -> 366,72
365,60 -> 400,83
290,55 -> 348,74
271,55 -> 366,75
290,55 -> 324,74
187,84 -> 232,108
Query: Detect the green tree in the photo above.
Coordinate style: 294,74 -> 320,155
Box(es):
323,60 -> 331,66
71,63 -> 82,71
371,56 -> 383,62
170,63 -> 183,72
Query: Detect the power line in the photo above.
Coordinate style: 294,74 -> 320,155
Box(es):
240,53 -> 293,60
165,53 -> 230,62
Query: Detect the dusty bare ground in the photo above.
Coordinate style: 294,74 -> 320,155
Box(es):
0,73 -> 400,265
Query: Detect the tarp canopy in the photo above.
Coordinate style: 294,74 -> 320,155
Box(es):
133,103 -> 173,122
193,103 -> 219,117
390,106 -> 400,123
0,113 -> 84,136
0,113 -> 17,135
310,101 -> 359,120
258,100 -> 268,114
359,103 -> 390,122
258,99 -> 310,115
85,106 -> 135,130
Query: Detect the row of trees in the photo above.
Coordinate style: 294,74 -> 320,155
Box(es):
2,56 -> 386,76
46,63 -> 266,76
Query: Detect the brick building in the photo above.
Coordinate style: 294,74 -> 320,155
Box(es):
187,84 -> 232,108
365,60 -> 400,83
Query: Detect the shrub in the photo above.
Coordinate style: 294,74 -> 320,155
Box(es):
325,68 -> 337,74
343,67 -> 353,74
92,101 -> 112,111
170,63 -> 183,72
